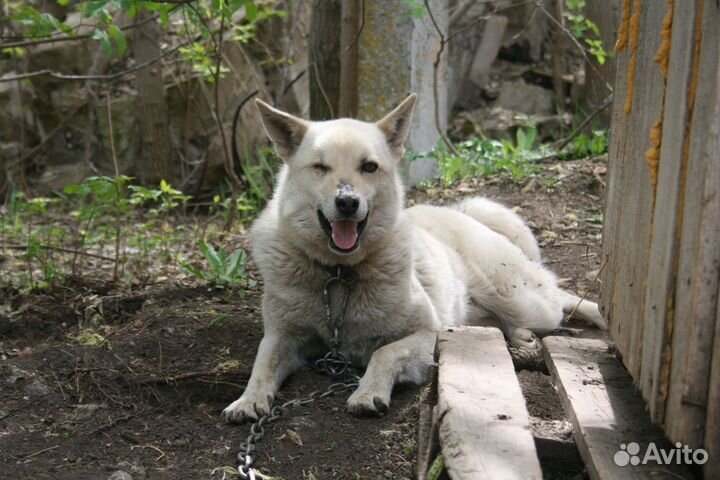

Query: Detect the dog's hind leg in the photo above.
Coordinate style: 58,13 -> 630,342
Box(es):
558,290 -> 608,330
453,198 -> 542,262
346,329 -> 435,416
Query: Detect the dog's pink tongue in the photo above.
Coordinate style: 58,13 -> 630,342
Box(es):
331,220 -> 359,250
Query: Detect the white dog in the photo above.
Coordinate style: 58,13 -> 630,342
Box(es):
223,94 -> 606,422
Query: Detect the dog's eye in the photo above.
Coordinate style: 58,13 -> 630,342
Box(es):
361,161 -> 379,173
312,163 -> 330,174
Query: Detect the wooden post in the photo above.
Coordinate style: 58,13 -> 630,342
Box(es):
338,0 -> 360,118
308,0 -> 341,120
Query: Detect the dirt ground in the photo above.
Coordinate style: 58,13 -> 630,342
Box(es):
0,156 -> 608,480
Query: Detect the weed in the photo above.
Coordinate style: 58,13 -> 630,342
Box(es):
422,127 -> 546,186
563,130 -> 608,159
180,240 -> 253,288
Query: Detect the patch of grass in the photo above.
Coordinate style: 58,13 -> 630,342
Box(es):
416,127 -> 549,186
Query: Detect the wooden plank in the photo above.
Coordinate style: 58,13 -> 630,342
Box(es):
640,0 -> 702,424
664,0 -> 720,446
435,327 -> 542,480
543,336 -> 695,480
416,366 -> 439,480
601,0 -> 669,380
703,294 -> 720,478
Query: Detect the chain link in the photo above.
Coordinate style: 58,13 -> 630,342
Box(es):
236,266 -> 359,480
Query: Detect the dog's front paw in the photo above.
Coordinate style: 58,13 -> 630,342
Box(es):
346,388 -> 390,417
222,390 -> 273,423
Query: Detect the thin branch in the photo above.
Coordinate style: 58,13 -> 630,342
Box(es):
0,12 -> 163,49
0,243 -> 115,262
424,0 -> 460,156
555,94 -> 613,150
344,0 -> 365,52
0,40 -> 189,84
211,8 -> 242,232
563,256 -> 608,323
106,94 -> 122,282
446,1 -> 532,43
532,0 -> 613,93
9,106 -> 84,169
127,368 -> 250,385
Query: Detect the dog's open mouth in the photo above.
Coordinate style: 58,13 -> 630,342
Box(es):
318,210 -> 368,254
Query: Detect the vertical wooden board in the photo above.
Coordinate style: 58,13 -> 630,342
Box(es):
639,0 -> 701,423
600,1 -> 631,332
435,327 -> 542,480
543,336 -> 695,480
665,0 -> 720,446
703,295 -> 720,478
602,1 -> 669,380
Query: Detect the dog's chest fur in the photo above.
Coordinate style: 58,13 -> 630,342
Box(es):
266,251 -> 416,364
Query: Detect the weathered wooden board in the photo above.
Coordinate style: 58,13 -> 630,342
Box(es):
601,0 -> 669,380
435,327 -> 542,480
663,0 -> 720,448
640,0 -> 712,426
543,336 -> 694,480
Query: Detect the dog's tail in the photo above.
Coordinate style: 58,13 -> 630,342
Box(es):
560,291 -> 608,330
452,197 -> 542,263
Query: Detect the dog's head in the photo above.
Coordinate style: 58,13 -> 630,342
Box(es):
256,94 -> 416,263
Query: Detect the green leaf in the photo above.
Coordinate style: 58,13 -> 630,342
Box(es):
91,28 -> 113,57
108,25 -> 127,57
209,314 -> 230,327
201,240 -> 223,276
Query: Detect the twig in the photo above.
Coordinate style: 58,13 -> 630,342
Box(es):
344,0 -> 366,52
127,369 -> 250,385
446,1 -> 532,43
563,256 -> 608,323
106,94 -> 122,282
14,445 -> 59,459
0,12 -> 163,49
532,0 -> 613,93
130,444 -> 167,461
0,243 -> 115,262
0,41 -> 189,84
423,0 -> 461,156
9,106 -> 83,169
211,9 -> 243,233
554,94 -> 613,150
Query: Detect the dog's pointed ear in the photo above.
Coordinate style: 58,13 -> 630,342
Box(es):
255,99 -> 309,160
376,94 -> 417,158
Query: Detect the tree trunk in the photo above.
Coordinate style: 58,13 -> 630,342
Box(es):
132,12 -> 173,186
309,0 -> 341,120
338,0 -> 360,118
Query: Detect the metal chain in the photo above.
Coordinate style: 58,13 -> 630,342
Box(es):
236,266 -> 359,480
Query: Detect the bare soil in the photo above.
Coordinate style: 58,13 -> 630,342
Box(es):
0,157 -> 607,480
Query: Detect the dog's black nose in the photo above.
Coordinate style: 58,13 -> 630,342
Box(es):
335,194 -> 360,215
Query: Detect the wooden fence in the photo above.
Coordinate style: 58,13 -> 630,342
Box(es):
600,0 -> 720,474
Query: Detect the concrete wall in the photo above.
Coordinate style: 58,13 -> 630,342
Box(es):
358,0 -> 448,184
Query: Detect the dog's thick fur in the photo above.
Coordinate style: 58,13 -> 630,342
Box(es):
223,95 -> 606,422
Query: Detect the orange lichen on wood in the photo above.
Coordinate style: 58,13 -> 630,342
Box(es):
654,0 -> 674,79
616,0 -> 633,52
645,121 -> 662,188
623,0 -> 642,114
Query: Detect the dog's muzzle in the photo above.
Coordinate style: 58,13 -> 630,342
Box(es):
318,210 -> 368,254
